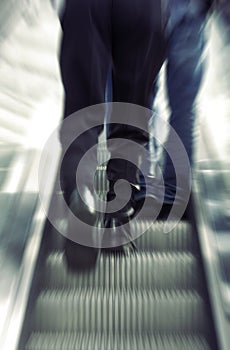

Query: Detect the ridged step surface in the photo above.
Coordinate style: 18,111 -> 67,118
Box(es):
24,219 -> 215,349
48,220 -> 198,253
26,332 -> 211,350
122,220 -> 197,252
45,251 -> 202,290
33,288 -> 208,333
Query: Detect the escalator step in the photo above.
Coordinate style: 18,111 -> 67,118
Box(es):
25,332 -> 211,350
33,289 -> 208,333
45,251 -> 202,291
53,221 -> 196,252
132,221 -> 198,252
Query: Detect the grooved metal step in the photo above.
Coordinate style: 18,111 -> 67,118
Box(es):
25,332 -> 211,350
33,288 -> 208,333
56,221 -> 195,252
130,220 -> 198,252
23,217 -> 215,349
45,251 -> 202,291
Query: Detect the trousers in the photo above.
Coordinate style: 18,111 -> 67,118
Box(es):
139,0 -> 210,204
59,0 -> 166,202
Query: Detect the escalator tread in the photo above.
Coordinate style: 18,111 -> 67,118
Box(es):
33,288 -> 208,333
45,250 -> 202,291
131,220 -> 198,252
22,215 -> 214,348
25,331 -> 211,350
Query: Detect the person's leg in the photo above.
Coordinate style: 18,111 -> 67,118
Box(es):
163,9 -> 207,205
59,0 -> 112,268
102,0 -> 166,233
59,0 -> 112,204
107,0 -> 166,186
138,80 -> 160,199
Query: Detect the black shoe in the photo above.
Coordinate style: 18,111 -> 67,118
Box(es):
157,203 -> 173,220
68,188 -> 98,226
133,195 -> 162,220
64,188 -> 99,271
134,191 -> 190,221
102,212 -> 132,254
65,239 -> 99,271
157,202 -> 189,221
101,183 -> 140,253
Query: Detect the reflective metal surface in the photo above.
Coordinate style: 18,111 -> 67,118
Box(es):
0,147 -> 37,349
0,145 -> 60,350
192,12 -> 230,347
195,160 -> 230,321
188,14 -> 230,350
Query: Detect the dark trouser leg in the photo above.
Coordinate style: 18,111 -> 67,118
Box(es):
59,0 -> 111,203
106,0 -> 166,185
59,0 -> 112,268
